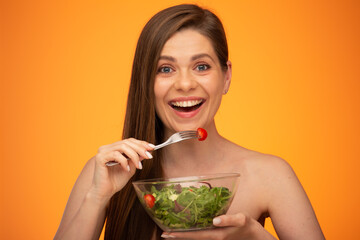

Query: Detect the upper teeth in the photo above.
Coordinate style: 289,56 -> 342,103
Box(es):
172,99 -> 203,107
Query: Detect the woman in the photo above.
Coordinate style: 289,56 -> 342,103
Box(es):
54,4 -> 325,240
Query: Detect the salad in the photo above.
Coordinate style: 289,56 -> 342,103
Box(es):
140,183 -> 232,230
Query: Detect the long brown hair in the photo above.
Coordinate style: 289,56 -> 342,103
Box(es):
104,4 -> 229,239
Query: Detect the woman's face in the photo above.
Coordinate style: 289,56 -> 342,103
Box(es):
154,28 -> 231,134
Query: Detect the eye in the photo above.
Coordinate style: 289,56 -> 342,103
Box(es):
195,64 -> 211,71
158,66 -> 174,74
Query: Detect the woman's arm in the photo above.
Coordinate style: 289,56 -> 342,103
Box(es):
54,139 -> 154,240
266,157 -> 325,239
54,157 -> 107,240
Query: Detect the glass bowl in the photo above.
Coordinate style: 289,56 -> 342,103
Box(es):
132,173 -> 240,232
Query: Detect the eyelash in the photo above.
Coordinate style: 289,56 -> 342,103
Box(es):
157,66 -> 174,74
195,63 -> 211,71
157,63 -> 211,74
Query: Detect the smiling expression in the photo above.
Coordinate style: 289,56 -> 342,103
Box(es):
154,29 -> 231,134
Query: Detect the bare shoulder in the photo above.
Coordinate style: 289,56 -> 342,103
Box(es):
226,144 -> 324,239
246,151 -> 294,179
225,142 -> 293,178
240,150 -> 301,199
230,144 -> 301,198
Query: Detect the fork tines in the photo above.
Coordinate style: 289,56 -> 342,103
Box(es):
179,130 -> 198,138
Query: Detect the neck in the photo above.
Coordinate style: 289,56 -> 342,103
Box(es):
161,122 -> 228,177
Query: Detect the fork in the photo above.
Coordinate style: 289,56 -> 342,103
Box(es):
105,130 -> 198,166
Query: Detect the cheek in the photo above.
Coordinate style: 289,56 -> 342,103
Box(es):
203,75 -> 225,114
202,74 -> 225,96
154,80 -> 168,112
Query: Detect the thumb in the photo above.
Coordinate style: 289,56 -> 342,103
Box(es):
213,213 -> 247,227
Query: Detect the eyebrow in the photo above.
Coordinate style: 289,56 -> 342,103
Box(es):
158,53 -> 215,62
191,53 -> 214,62
158,55 -> 176,62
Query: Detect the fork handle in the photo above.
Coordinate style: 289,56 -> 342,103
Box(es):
153,142 -> 168,150
105,161 -> 121,167
105,143 -> 167,167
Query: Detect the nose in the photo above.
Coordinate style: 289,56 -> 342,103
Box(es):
173,72 -> 198,92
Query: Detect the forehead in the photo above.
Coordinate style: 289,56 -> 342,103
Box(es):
160,29 -> 216,58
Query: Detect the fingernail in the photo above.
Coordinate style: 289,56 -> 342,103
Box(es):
213,217 -> 221,225
145,151 -> 153,159
127,165 -> 130,172
138,161 -> 143,169
148,143 -> 156,149
161,234 -> 175,238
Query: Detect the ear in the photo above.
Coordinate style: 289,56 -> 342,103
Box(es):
223,61 -> 232,94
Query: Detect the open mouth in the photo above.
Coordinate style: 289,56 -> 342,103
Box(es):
169,99 -> 205,112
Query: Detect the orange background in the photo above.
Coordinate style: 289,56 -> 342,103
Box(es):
1,0 -> 359,239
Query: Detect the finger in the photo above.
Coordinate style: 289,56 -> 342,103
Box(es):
213,213 -> 247,227
108,158 -> 136,176
108,140 -> 153,161
102,142 -> 147,169
98,151 -> 130,172
162,229 -> 219,240
121,140 -> 153,160
109,138 -> 154,151
127,138 -> 155,150
119,144 -> 144,169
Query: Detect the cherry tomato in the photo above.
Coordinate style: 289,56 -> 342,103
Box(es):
144,194 -> 155,208
197,128 -> 207,141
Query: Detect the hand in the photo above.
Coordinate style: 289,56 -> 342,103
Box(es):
161,213 -> 267,240
88,138 -> 154,201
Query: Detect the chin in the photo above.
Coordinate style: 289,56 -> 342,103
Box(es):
167,122 -> 204,133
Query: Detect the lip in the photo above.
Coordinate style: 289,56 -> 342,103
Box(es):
168,96 -> 206,118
